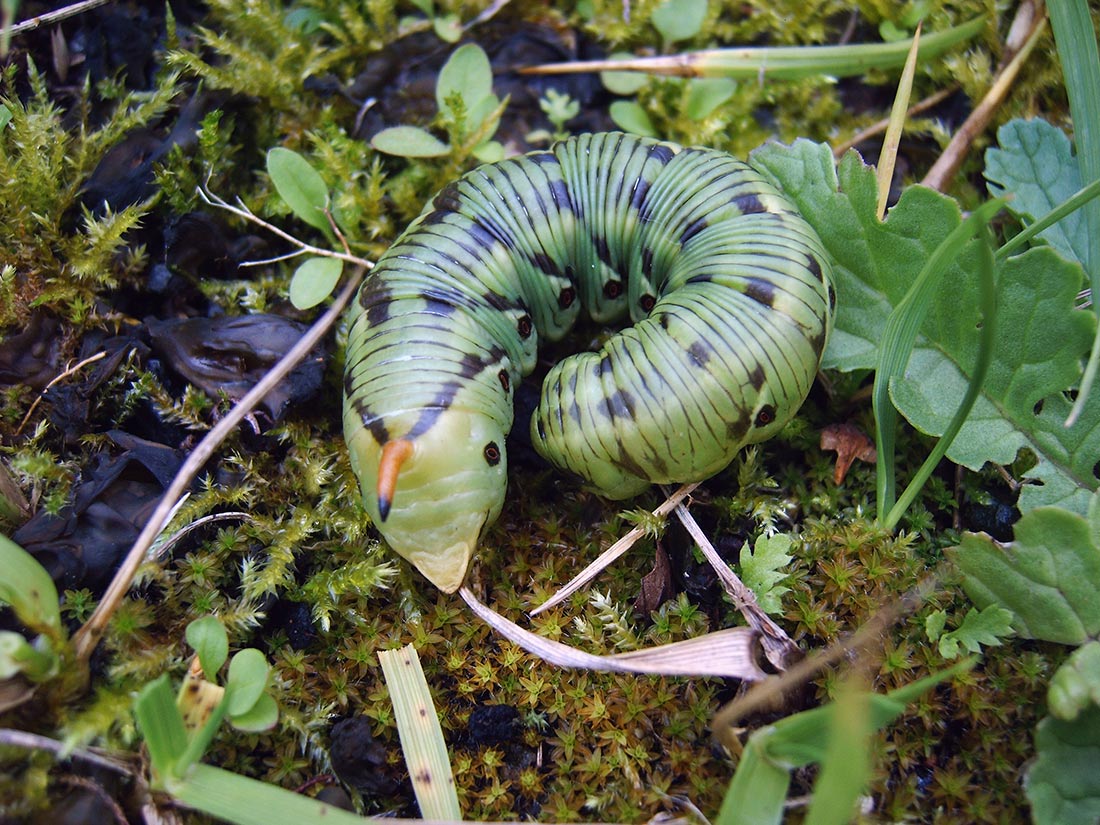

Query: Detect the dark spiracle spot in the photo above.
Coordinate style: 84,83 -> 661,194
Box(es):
640,294 -> 656,312
517,315 -> 533,338
1033,399 -> 1044,416
755,405 -> 775,426
603,280 -> 623,299
558,287 -> 576,308
498,369 -> 510,391
1094,460 -> 1100,481
484,442 -> 501,465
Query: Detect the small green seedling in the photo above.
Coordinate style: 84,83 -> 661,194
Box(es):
371,43 -> 506,162
136,616 -> 278,793
404,0 -> 461,43
532,88 -> 579,142
0,533 -> 64,682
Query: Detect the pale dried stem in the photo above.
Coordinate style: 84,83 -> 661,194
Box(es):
16,351 -> 107,436
921,4 -> 1047,191
529,482 -> 699,616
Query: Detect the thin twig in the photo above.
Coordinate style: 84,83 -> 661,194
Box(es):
6,0 -> 112,36
833,86 -> 957,159
16,351 -> 108,436
196,184 -> 368,268
922,4 -> 1047,191
72,267 -> 368,663
0,728 -> 136,775
671,499 -> 799,671
529,482 -> 699,616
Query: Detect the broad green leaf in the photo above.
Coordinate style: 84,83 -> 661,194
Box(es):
948,503 -> 1100,645
751,140 -> 1098,515
739,533 -> 792,614
289,256 -> 343,310
185,616 -> 228,681
266,148 -> 330,234
684,77 -> 736,121
609,101 -> 657,137
804,686 -> 870,825
0,533 -> 61,635
651,0 -> 707,44
985,119 -> 1090,270
229,690 -> 279,732
225,648 -> 269,717
471,140 -> 504,163
437,43 -> 493,117
432,13 -> 462,43
371,126 -> 450,158
1049,641 -> 1100,721
1026,706 -> 1100,825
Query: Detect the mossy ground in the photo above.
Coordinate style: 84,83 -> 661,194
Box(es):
0,0 -> 1080,822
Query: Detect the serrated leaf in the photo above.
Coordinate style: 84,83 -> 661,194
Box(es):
185,616 -> 228,681
371,126 -> 450,158
651,0 -> 707,43
225,648 -> 269,717
437,43 -> 493,117
266,147 -> 330,234
739,533 -> 792,615
1049,641 -> 1100,721
751,140 -> 1098,516
1026,706 -> 1100,825
948,502 -> 1100,645
924,610 -> 947,642
609,101 -> 657,137
934,605 -> 1014,659
289,256 -> 342,309
985,119 -> 1090,270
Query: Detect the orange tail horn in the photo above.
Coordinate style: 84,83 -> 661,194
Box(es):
376,439 -> 413,521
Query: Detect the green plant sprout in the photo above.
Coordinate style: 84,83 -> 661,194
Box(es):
0,533 -> 64,683
403,0 -> 461,43
529,88 -> 580,143
371,43 -> 507,163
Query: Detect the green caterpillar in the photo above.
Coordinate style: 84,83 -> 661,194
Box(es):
343,133 -> 834,592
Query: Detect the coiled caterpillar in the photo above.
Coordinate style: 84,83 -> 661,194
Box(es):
343,133 -> 834,591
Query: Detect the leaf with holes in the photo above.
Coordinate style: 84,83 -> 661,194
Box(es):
751,140 -> 1099,515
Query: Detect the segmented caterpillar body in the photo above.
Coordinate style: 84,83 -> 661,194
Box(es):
343,133 -> 834,591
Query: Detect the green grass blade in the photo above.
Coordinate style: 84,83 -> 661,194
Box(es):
996,177 -> 1100,261
524,17 -> 984,81
1048,0 -> 1100,426
884,225 -> 998,530
804,686 -> 871,825
877,23 -> 922,220
174,763 -> 372,824
378,644 -> 461,821
715,736 -> 790,825
874,199 -> 1005,523
134,674 -> 189,785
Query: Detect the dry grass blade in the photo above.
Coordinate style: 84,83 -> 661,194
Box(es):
876,22 -> 922,221
671,501 -> 799,671
461,586 -> 767,680
529,482 -> 698,616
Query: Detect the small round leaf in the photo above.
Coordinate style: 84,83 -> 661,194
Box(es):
437,43 -> 493,116
651,0 -> 708,43
371,126 -> 450,158
225,648 -> 270,717
601,53 -> 648,95
186,616 -> 229,680
229,691 -> 279,732
289,256 -> 343,309
609,101 -> 657,138
266,147 -> 330,233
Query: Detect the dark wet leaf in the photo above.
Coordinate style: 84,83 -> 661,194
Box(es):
11,431 -> 183,592
329,716 -> 398,796
635,543 -> 674,615
0,313 -> 62,391
146,314 -> 326,420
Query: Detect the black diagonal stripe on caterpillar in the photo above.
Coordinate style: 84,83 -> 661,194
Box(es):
342,132 -> 834,592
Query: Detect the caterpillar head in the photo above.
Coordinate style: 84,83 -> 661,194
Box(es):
345,408 -> 508,592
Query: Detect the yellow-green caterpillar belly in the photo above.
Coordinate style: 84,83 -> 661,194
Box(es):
343,132 -> 834,591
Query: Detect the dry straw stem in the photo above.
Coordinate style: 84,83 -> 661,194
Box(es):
922,1 -> 1048,191
16,351 -> 107,435
72,266 -> 368,663
530,481 -> 699,615
461,585 -> 768,679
